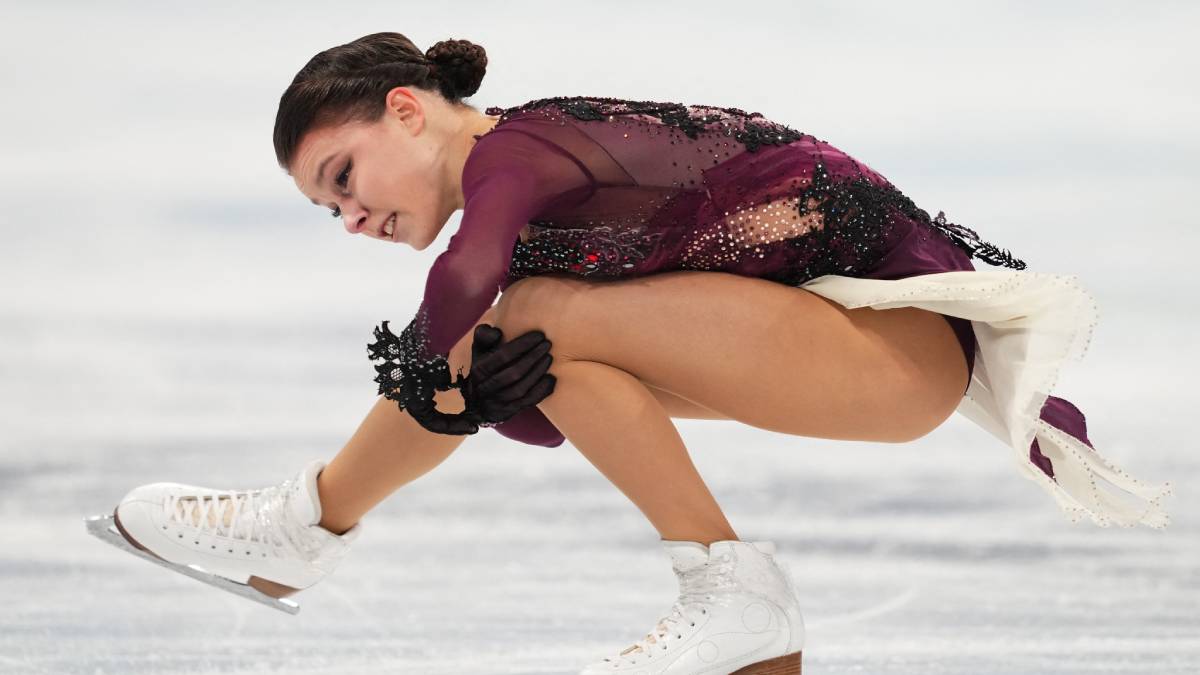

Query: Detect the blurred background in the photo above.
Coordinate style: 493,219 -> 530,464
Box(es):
2,1 -> 1197,673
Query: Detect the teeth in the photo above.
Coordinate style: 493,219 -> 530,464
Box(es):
383,214 -> 395,237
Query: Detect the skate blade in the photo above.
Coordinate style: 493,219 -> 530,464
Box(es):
84,513 -> 301,615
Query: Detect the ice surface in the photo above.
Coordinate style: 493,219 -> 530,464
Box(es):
1,312 -> 1195,673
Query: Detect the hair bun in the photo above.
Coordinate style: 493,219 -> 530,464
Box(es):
424,39 -> 487,99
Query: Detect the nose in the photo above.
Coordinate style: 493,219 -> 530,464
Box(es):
341,204 -> 369,235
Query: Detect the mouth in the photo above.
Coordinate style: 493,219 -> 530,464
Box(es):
382,213 -> 397,241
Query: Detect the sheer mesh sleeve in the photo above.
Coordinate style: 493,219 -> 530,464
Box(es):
367,125 -> 593,419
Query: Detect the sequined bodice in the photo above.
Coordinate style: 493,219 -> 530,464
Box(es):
367,95 -> 1025,423
481,96 -> 1023,289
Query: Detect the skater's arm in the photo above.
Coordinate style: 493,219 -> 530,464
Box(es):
433,305 -> 500,413
416,130 -> 591,361
367,129 -> 590,427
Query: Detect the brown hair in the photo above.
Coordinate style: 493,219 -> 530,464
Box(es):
272,32 -> 488,171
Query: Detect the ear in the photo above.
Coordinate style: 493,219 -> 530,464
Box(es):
386,87 -> 425,134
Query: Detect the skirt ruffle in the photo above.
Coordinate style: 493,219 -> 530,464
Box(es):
799,270 -> 1174,529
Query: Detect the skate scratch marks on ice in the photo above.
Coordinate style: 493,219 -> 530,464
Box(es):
804,586 -> 919,629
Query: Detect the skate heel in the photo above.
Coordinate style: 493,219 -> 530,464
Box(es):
246,575 -> 301,599
578,540 -> 807,674
732,649 -> 802,674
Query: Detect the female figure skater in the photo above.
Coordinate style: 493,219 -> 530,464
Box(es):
99,33 -> 1173,674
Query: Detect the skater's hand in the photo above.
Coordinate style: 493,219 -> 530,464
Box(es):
458,324 -> 557,426
405,396 -> 487,435
406,324 -> 557,436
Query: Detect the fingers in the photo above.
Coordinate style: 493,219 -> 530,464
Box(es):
485,353 -> 553,403
472,324 -> 549,357
482,374 -> 557,421
461,325 -> 560,426
413,407 -> 479,435
472,335 -> 550,384
472,323 -> 502,350
526,374 -> 557,405
472,341 -> 552,398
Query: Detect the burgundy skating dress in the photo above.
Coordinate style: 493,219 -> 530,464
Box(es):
367,97 -> 1171,529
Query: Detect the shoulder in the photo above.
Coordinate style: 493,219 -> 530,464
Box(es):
482,96 -> 804,147
462,105 -> 596,201
483,96 -> 690,126
465,100 -> 591,180
472,95 -> 698,154
482,96 -> 594,126
472,97 -> 592,148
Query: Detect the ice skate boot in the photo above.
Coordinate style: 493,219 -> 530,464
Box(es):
578,539 -> 805,675
84,459 -> 359,614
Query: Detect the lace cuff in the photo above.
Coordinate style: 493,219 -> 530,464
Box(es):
366,318 -> 454,412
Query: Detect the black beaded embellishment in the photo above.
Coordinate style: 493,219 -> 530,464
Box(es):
756,160 -> 898,285
926,210 -> 1027,270
507,223 -> 666,280
486,96 -> 806,153
753,160 -> 1026,287
366,309 -> 455,413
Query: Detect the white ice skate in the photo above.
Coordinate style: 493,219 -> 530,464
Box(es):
578,539 -> 805,675
84,459 -> 360,614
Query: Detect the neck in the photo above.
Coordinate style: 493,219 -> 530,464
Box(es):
447,109 -> 501,212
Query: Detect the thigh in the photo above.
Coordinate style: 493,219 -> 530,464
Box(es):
444,301 -> 726,419
494,270 -> 969,443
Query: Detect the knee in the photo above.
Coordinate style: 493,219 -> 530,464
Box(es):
493,275 -> 587,354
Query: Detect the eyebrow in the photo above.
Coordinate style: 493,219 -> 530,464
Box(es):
308,154 -> 336,206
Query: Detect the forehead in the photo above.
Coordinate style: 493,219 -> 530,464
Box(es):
292,122 -> 368,203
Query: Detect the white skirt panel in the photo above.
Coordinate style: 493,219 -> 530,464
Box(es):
798,270 -> 1173,529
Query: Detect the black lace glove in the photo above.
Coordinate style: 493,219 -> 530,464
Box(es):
458,324 -> 557,425
407,324 -> 557,435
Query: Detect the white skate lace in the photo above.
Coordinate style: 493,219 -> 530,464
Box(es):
162,479 -> 324,561
608,558 -> 738,663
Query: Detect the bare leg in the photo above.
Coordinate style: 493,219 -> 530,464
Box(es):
315,307 -> 501,535
316,394 -> 467,535
491,271 -> 968,545
536,359 -> 739,545
313,308 -> 730,537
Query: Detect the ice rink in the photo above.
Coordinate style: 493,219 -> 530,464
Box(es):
3,2 -> 1197,673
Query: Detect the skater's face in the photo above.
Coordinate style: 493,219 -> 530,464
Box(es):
290,87 -> 462,252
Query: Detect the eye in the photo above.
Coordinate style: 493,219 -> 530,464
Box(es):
327,161 -> 351,218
